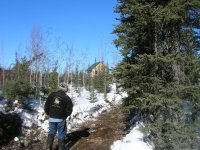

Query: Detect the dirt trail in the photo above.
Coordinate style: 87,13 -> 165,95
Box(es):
65,108 -> 128,150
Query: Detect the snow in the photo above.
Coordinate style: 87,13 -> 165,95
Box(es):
14,137 -> 19,142
111,122 -> 153,150
0,83 -> 153,149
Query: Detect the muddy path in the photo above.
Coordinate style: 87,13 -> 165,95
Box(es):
65,108 -> 128,150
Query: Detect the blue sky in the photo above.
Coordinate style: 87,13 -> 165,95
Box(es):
0,0 -> 121,69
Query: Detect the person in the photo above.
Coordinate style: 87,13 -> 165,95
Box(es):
44,82 -> 73,150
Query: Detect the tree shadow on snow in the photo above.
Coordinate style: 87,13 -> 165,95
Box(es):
64,128 -> 91,149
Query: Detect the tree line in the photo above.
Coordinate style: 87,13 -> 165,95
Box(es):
0,55 -> 111,102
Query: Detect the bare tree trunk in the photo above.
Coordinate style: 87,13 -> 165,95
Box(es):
70,71 -> 73,86
35,60 -> 38,98
39,70 -> 42,104
39,71 -> 42,88
64,44 -> 74,85
64,72 -> 67,83
172,28 -> 182,84
30,69 -> 32,86
77,70 -> 80,87
80,50 -> 88,88
57,73 -> 60,86
54,37 -> 62,85
154,25 -> 158,55
29,26 -> 45,99
67,65 -> 70,84
64,64 -> 68,83
82,70 -> 85,87
2,68 -> 5,89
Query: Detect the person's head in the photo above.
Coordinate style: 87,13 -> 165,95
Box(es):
58,82 -> 68,92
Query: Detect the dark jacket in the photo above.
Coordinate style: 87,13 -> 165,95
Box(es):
44,90 -> 73,119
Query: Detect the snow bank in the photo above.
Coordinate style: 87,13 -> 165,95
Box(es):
111,122 -> 153,150
12,83 -> 127,132
64,84 -> 127,131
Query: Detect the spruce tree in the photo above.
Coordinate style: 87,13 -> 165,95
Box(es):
49,67 -> 58,93
93,64 -> 110,93
4,56 -> 31,101
114,0 -> 200,149
93,72 -> 106,93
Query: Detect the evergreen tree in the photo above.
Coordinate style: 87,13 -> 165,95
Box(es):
93,64 -> 110,93
79,70 -> 85,87
4,56 -> 31,100
104,63 -> 111,102
49,67 -> 58,93
114,0 -> 200,149
85,73 -> 92,91
93,72 -> 106,93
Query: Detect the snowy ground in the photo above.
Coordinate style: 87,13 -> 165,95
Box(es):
111,122 -> 153,150
0,84 -> 153,149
